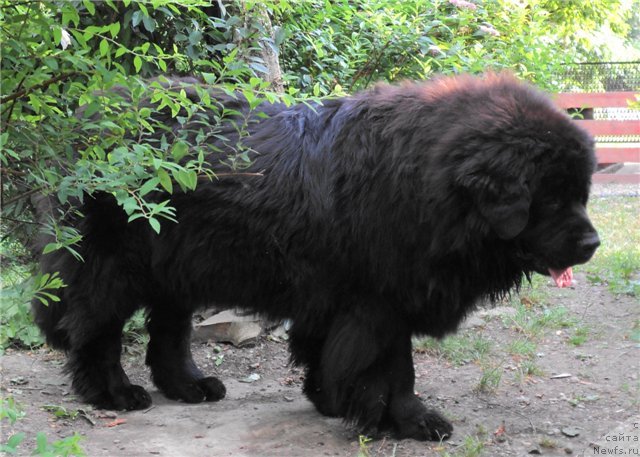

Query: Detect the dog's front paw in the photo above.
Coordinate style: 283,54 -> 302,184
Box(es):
394,407 -> 452,441
89,384 -> 152,411
159,376 -> 226,404
390,396 -> 452,441
197,376 -> 226,401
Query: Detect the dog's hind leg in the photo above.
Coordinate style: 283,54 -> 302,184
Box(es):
315,307 -> 453,440
35,243 -> 152,411
305,308 -> 393,428
145,303 -> 225,403
288,325 -> 340,417
67,319 -> 152,411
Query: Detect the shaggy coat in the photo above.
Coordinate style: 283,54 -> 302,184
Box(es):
33,73 -> 599,440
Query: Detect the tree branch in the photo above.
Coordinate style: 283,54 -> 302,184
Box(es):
0,71 -> 79,105
1,186 -> 43,209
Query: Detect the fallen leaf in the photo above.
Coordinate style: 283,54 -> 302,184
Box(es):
494,423 -> 506,436
106,418 -> 127,427
521,297 -> 534,308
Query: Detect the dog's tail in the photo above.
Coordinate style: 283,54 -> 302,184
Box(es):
32,289 -> 71,350
29,193 -> 72,350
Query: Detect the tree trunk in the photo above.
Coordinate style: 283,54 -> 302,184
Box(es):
255,6 -> 284,93
235,1 -> 284,93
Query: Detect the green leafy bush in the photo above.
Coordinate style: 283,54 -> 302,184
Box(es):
0,0 -> 281,348
276,0 -> 634,94
0,0 -> 636,349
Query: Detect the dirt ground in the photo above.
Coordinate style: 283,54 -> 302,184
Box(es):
1,272 -> 638,457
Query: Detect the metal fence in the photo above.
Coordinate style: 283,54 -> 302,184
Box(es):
557,61 -> 640,92
557,61 -> 640,143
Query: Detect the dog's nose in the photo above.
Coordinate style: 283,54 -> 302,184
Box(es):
579,232 -> 600,256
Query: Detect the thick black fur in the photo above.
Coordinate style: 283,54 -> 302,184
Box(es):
32,73 -> 599,441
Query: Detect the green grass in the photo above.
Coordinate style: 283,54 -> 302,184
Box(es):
440,434 -> 486,457
567,326 -> 590,346
475,360 -> 503,392
580,196 -> 640,297
507,338 -> 544,382
356,435 -> 372,457
504,294 -> 588,382
519,359 -> 544,377
415,334 -> 507,392
506,302 -> 577,339
517,274 -> 552,307
414,334 -> 493,366
535,306 -> 576,329
507,339 -> 537,358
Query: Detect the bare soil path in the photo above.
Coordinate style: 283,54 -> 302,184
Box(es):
1,273 -> 638,457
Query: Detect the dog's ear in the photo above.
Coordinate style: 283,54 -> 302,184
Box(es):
461,173 -> 531,240
478,180 -> 530,239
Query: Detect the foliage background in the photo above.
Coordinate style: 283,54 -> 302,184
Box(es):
1,0 -> 639,349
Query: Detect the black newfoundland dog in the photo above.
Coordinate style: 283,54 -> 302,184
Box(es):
33,73 -> 600,441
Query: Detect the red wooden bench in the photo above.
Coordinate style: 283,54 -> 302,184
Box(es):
555,92 -> 640,184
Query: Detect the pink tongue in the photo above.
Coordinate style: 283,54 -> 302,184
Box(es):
549,267 -> 573,288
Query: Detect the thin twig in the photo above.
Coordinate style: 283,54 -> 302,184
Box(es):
0,217 -> 43,243
1,186 -> 43,208
15,1 -> 31,39
349,38 -> 392,91
1,167 -> 27,176
376,437 -> 387,454
211,172 -> 264,178
4,72 -> 28,122
1,216 -> 42,226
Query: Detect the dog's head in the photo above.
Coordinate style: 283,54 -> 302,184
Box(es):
453,75 -> 600,282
